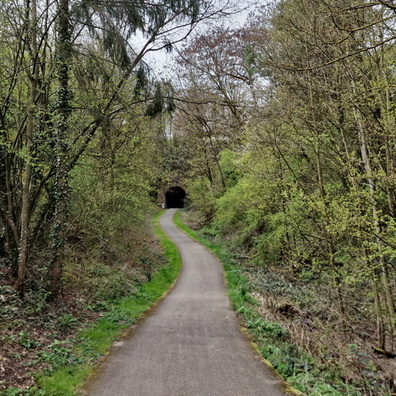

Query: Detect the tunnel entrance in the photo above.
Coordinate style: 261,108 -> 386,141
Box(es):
165,186 -> 186,208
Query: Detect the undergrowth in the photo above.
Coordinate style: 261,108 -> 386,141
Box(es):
173,210 -> 365,396
2,210 -> 181,396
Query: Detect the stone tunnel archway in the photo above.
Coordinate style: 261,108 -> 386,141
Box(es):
165,186 -> 186,208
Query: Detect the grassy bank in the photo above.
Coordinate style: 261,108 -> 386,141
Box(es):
4,210 -> 181,396
173,210 -> 364,396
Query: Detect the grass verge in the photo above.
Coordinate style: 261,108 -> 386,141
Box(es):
173,210 -> 363,396
10,210 -> 182,396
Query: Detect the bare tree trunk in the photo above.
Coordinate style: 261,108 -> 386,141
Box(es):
308,76 -> 345,317
378,57 -> 396,349
16,0 -> 39,298
352,78 -> 395,348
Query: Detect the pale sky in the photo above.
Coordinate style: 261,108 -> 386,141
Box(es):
143,0 -> 259,79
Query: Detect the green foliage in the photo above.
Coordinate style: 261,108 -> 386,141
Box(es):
0,0 -> 209,300
69,116 -> 157,240
57,314 -> 78,329
219,149 -> 243,189
2,388 -> 46,396
37,366 -> 91,396
145,84 -> 168,117
187,177 -> 217,218
19,332 -> 40,350
38,340 -> 84,371
246,318 -> 287,338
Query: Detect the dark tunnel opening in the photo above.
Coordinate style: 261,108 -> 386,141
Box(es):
165,186 -> 186,208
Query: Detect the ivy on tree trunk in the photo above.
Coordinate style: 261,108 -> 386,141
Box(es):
48,0 -> 71,297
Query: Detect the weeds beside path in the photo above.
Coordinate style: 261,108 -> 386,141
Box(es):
173,210 -> 378,396
1,210 -> 181,396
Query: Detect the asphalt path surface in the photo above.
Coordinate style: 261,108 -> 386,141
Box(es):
82,209 -> 290,396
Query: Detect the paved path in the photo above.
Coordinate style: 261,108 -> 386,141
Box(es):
82,209 -> 289,396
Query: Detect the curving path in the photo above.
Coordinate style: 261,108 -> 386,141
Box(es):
81,209 -> 290,396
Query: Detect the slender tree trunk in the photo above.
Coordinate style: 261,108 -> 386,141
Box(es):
378,60 -> 396,348
48,0 -> 71,296
374,278 -> 386,350
352,78 -> 395,347
16,0 -> 39,298
316,144 -> 345,316
308,77 -> 345,317
361,243 -> 386,349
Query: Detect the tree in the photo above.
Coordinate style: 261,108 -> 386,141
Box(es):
0,0 -> 236,298
176,1 -> 396,390
173,24 -> 262,218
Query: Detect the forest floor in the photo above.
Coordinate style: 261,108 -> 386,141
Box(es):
0,283 -> 100,391
0,223 -> 166,393
245,269 -> 396,394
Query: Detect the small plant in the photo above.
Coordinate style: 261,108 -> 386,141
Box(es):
3,387 -> 19,396
58,314 -> 78,328
38,340 -> 85,371
246,318 -> 287,338
19,331 -> 39,349
3,386 -> 46,395
27,289 -> 51,314
84,301 -> 110,311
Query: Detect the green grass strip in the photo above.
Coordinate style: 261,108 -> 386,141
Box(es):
29,210 -> 182,396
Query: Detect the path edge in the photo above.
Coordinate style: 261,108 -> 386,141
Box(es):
77,209 -> 183,395
172,209 -> 304,396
